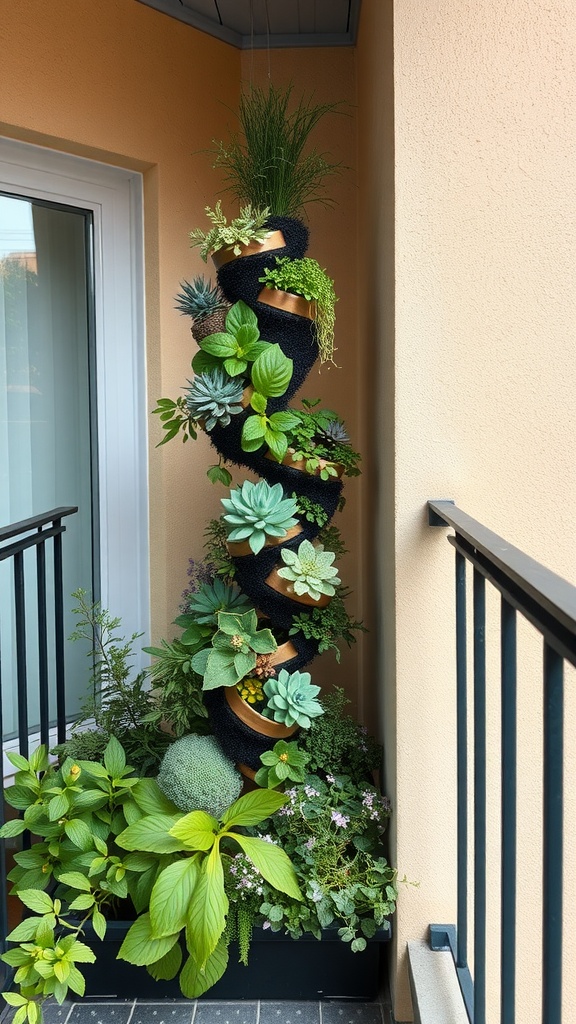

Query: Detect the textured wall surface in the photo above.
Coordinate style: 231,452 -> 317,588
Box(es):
357,0 -> 576,1019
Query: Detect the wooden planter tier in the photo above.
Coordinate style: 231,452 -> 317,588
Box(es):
257,285 -> 316,320
226,522 -> 302,558
265,447 -> 345,479
211,230 -> 286,269
265,567 -> 332,608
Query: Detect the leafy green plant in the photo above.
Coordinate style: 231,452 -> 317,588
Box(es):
189,202 -> 272,263
278,540 -> 341,602
57,590 -> 169,775
300,688 -> 382,785
240,347 -> 299,462
152,396 -> 199,447
211,84 -> 343,217
289,592 -> 366,661
191,609 -> 277,691
191,300 -> 270,379
221,480 -> 299,555
293,494 -> 329,528
184,369 -> 245,430
259,257 -> 337,364
283,398 -> 361,478
254,740 -> 310,789
116,788 -> 302,994
262,670 -> 323,729
156,735 -> 242,816
254,773 -> 396,951
175,276 -> 228,323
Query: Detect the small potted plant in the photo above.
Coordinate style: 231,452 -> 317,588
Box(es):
258,257 -> 337,365
174,275 -> 231,342
189,201 -> 283,268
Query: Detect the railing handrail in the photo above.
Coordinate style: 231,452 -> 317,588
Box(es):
428,499 -> 576,665
0,507 -> 78,546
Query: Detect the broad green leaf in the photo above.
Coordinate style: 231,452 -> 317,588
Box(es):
118,912 -> 179,967
29,746 -> 49,773
264,427 -> 288,464
241,414 -> 267,445
123,852 -> 159,873
185,847 -> 227,968
169,811 -> 218,851
268,411 -> 300,432
53,961 -> 70,983
225,299 -> 257,334
201,333 -> 237,358
132,778 -> 180,816
6,917 -> 44,942
250,391 -> 267,414
150,858 -> 199,937
116,814 -> 185,853
77,759 -> 110,779
1,948 -> 33,967
221,788 -> 288,827
18,889 -> 54,914
0,818 -> 27,839
235,323 -> 260,351
64,819 -> 93,851
6,752 -> 30,772
233,650 -> 256,680
66,964 -> 86,997
70,790 -> 108,811
92,909 -> 107,940
57,871 -> 92,892
201,651 -> 239,691
248,626 -> 276,654
4,785 -> 36,811
68,894 -> 95,912
240,433 -> 264,453
251,344 -> 293,398
146,942 -> 182,981
232,834 -> 302,901
48,793 -> 70,821
223,356 -> 247,377
67,940 -> 96,964
1,993 -> 28,1007
191,350 -> 220,375
13,1007 -> 28,1024
103,736 -> 126,777
207,464 -> 233,487
179,941 -> 228,998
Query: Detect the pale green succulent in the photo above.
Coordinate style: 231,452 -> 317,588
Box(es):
191,609 -> 277,691
221,480 -> 299,555
184,368 -> 245,430
185,579 -> 253,626
262,669 -> 324,729
277,539 -> 341,602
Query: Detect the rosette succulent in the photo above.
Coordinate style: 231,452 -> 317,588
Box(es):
184,368 -> 245,430
185,579 -> 253,626
175,275 -> 228,322
191,609 -> 277,690
278,539 -> 341,602
221,479 -> 299,554
262,669 -> 324,729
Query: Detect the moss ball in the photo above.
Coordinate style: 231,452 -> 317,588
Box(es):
156,733 -> 242,818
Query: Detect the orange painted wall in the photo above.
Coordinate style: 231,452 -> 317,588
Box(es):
0,3 -> 367,716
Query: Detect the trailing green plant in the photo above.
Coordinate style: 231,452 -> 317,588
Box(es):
174,276 -> 228,323
300,687 -> 382,785
156,735 -> 242,817
316,523 -> 348,559
254,740 -> 310,789
253,773 -> 396,951
191,609 -> 277,691
262,669 -> 324,729
221,479 -> 299,555
189,202 -> 272,263
184,369 -> 245,430
259,257 -> 337,364
278,539 -> 341,602
56,590 -> 169,775
289,591 -> 366,662
211,83 -> 343,217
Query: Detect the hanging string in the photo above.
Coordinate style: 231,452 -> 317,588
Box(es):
265,0 -> 271,79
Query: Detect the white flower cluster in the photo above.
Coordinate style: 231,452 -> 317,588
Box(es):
228,852 -> 265,898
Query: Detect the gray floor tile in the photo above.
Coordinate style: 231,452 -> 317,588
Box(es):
41,1003 -> 74,1024
130,1005 -> 195,1024
67,1005 -> 134,1024
259,1002 -> 320,1024
194,1004 -> 257,1024
320,1004 -> 383,1024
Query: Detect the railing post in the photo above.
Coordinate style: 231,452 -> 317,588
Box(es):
473,569 -> 486,1024
455,550 -> 468,972
500,598 -> 517,1023
542,642 -> 563,1024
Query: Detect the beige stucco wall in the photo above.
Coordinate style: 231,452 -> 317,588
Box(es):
357,0 -> 576,1020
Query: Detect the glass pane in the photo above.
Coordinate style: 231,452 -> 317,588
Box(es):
0,193 -> 96,736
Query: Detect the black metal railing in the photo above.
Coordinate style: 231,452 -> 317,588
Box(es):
0,506 -> 77,980
428,500 -> 575,1024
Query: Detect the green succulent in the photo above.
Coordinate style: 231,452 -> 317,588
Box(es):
254,739 -> 310,789
191,609 -> 277,691
221,480 -> 299,555
174,275 -> 227,321
277,539 -> 341,602
262,669 -> 324,729
185,579 -> 253,626
184,368 -> 245,430
192,300 -> 271,379
189,201 -> 272,263
156,734 -> 242,817
259,257 -> 337,364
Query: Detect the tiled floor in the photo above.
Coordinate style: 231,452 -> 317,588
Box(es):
2,999 -> 394,1024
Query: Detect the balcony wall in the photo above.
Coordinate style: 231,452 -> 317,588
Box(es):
356,0 -> 576,1019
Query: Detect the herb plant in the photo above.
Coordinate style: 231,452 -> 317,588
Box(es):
189,202 -> 272,263
289,592 -> 366,661
300,687 -> 382,784
259,257 -> 337,364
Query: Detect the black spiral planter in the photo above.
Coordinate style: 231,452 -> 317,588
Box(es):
199,217 -> 347,772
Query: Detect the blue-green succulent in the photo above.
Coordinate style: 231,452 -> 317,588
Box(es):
185,579 -> 253,626
262,669 -> 324,729
174,275 -> 227,322
221,480 -> 299,554
277,539 -> 340,602
184,368 -> 245,430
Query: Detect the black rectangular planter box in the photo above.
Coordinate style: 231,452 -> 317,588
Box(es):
79,921 -> 392,1002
